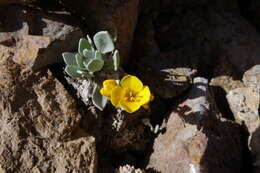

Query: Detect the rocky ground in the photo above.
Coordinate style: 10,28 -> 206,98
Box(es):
0,0 -> 259,173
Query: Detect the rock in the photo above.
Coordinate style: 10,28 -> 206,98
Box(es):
0,45 -> 97,172
243,65 -> 260,95
54,135 -> 97,173
154,5 -> 260,76
226,87 -> 260,173
210,76 -> 244,93
227,88 -> 259,133
0,45 -> 81,140
57,0 -> 139,64
136,49 -> 197,98
0,5 -> 83,70
116,164 -> 145,173
147,77 -> 243,173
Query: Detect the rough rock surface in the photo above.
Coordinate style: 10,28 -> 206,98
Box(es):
0,5 -> 83,70
147,77 -> 242,173
116,164 -> 145,173
226,78 -> 260,173
0,45 -> 97,172
58,0 -> 139,64
227,88 -> 259,134
227,87 -> 260,173
243,65 -> 260,95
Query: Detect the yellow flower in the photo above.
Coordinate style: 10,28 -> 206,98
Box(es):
100,79 -> 117,100
100,75 -> 153,113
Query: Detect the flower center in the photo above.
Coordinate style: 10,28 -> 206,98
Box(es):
124,89 -> 141,102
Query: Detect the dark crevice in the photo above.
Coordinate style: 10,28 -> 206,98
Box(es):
210,86 -> 235,120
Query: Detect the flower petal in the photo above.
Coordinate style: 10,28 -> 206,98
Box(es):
120,75 -> 143,92
136,86 -> 151,105
120,100 -> 141,113
103,79 -> 117,89
100,79 -> 117,99
111,86 -> 125,107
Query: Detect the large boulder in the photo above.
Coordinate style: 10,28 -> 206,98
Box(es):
147,77 -> 243,173
0,45 -> 97,172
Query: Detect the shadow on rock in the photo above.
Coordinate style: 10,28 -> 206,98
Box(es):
146,77 -> 244,173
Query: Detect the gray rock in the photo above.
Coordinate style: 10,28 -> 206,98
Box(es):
147,77 -> 242,173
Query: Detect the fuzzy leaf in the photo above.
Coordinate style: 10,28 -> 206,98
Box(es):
75,53 -> 85,69
95,51 -> 103,60
65,65 -> 82,78
112,50 -> 120,71
62,52 -> 76,65
83,49 -> 95,59
87,35 -> 95,51
78,38 -> 92,55
93,31 -> 114,54
92,83 -> 107,110
85,58 -> 104,72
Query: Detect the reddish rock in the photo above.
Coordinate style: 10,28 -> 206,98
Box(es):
147,77 -> 242,173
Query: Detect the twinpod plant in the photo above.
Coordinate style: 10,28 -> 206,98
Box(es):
62,31 -> 120,110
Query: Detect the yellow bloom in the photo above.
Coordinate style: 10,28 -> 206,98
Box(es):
101,75 -> 153,113
100,79 -> 117,100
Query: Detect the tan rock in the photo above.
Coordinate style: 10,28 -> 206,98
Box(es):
227,87 -> 260,173
0,45 -> 97,172
243,65 -> 260,95
0,5 -> 83,70
227,88 -> 259,133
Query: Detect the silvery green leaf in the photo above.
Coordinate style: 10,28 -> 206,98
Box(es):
85,58 -> 104,72
103,58 -> 114,69
87,35 -> 95,51
112,49 -> 120,71
78,38 -> 92,55
95,51 -> 103,60
83,49 -> 95,59
62,52 -> 76,65
65,65 -> 82,78
92,83 -> 107,110
93,31 -> 114,54
75,53 -> 85,69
